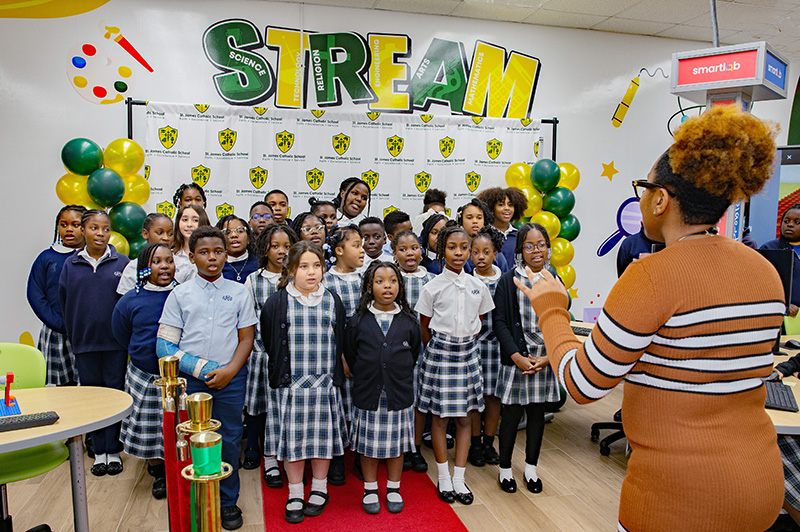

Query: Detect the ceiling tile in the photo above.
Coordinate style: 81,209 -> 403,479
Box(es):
277,0 -> 377,7
450,1 -> 540,22
533,0 -> 638,17
373,0 -> 461,15
591,17 -> 674,34
655,24 -> 738,42
715,2 -> 791,30
615,0 -> 711,24
522,8 -> 608,28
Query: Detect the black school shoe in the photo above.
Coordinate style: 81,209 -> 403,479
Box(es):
455,485 -> 474,505
498,476 -> 517,493
437,483 -> 456,503
152,476 -> 167,499
285,499 -> 305,524
303,491 -> 329,517
483,443 -> 500,465
467,443 -> 485,467
221,505 -> 243,530
329,455 -> 346,486
526,477 -> 543,494
264,466 -> 284,488
242,451 -> 261,470
409,451 -> 428,473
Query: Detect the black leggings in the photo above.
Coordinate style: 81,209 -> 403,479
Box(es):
498,403 -> 546,469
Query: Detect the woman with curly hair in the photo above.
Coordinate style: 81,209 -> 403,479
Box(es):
515,105 -> 785,531
477,187 -> 527,267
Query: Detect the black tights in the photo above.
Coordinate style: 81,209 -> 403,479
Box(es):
498,403 -> 546,469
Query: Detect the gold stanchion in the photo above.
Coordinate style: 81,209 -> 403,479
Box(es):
176,393 -> 221,461
154,356 -> 187,412
181,432 -> 232,532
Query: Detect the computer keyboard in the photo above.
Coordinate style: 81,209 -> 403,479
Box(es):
571,325 -> 593,337
765,381 -> 799,412
0,411 -> 59,432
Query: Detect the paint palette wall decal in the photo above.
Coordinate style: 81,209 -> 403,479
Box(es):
67,41 -> 135,105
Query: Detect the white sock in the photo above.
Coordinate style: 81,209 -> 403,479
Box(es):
309,477 -> 328,505
287,482 -> 304,510
499,467 -> 513,482
264,456 -> 280,474
386,480 -> 402,503
437,461 -> 452,491
524,462 -> 538,482
452,465 -> 469,495
363,481 -> 379,504
107,453 -> 121,465
94,453 -> 107,466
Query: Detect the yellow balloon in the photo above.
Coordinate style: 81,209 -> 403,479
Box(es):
80,201 -> 105,211
520,186 -> 543,217
550,237 -> 574,267
558,162 -> 581,191
556,264 -> 576,289
505,162 -> 532,189
104,138 -> 145,176
121,173 -> 151,205
109,231 -> 130,256
55,172 -> 92,205
530,210 -> 561,241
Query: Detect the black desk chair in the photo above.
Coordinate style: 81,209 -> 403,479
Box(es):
590,408 -> 625,456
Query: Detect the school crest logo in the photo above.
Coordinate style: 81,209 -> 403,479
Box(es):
310,109 -> 325,118
216,203 -> 234,218
387,135 -> 404,157
306,168 -> 324,190
471,116 -> 484,125
534,140 -> 540,157
487,139 -> 502,160
366,112 -> 380,121
445,207 -> 452,217
466,171 -> 481,192
144,165 -> 150,180
276,130 -> 294,153
520,118 -> 533,127
383,205 -> 398,217
414,171 -> 431,193
191,165 -> 210,187
362,170 -> 379,190
156,201 -> 175,218
439,137 -> 454,159
219,128 -> 237,152
253,106 -> 268,115
249,166 -> 267,189
194,104 -> 209,113
332,133 -> 350,156
158,126 -> 177,149
420,114 -> 433,123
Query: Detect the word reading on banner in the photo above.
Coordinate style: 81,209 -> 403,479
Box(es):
677,50 -> 758,86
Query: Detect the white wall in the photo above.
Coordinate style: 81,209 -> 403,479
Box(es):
0,0 -> 795,340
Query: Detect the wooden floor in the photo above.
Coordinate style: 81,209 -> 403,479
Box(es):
7,387 -> 627,532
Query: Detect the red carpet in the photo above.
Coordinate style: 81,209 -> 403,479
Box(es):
260,453 -> 469,532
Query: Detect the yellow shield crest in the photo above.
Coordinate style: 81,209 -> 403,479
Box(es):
250,166 -> 268,189
311,109 -> 325,118
487,139 -> 502,160
156,201 -> 175,218
158,126 -> 177,149
387,135 -> 404,157
253,106 -> 268,115
439,137 -> 455,159
362,170 -> 379,190
144,165 -> 150,180
520,118 -> 533,127
420,114 -> 433,123
534,140 -> 540,157
332,133 -> 350,156
219,128 -> 237,152
366,112 -> 380,121
306,168 -> 324,191
471,116 -> 484,125
194,104 -> 209,113
276,130 -> 294,153
445,207 -> 452,217
383,205 -> 398,218
415,171 -> 431,193
191,165 -> 210,187
216,203 -> 234,219
466,171 -> 481,193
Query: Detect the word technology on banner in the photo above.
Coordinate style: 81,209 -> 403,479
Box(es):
202,20 -> 542,119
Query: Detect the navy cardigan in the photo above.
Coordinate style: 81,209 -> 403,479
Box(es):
260,287 -> 346,389
343,311 -> 421,411
27,247 -> 73,333
760,237 -> 800,307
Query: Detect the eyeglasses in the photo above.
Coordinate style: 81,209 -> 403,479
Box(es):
251,213 -> 273,222
522,242 -> 548,252
632,179 -> 674,200
301,224 -> 325,234
222,227 -> 248,236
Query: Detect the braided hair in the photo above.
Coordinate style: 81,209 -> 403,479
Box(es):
255,224 -> 298,271
355,261 -> 417,322
134,243 -> 173,293
333,177 -> 371,218
216,214 -> 256,257
309,196 -> 336,213
172,183 -> 207,208
277,241 -> 326,290
390,229 -> 419,252
420,213 -> 448,256
81,208 -> 110,227
434,221 -> 465,265
472,224 -> 504,253
328,225 -> 362,266
53,204 -> 87,245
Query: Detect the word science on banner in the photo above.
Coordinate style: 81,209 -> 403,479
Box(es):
144,102 -> 541,221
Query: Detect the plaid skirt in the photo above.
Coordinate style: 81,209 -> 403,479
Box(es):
38,325 -> 77,386
479,333 -> 501,397
245,347 -> 269,415
274,374 -> 346,462
262,386 -> 282,457
342,377 -> 355,426
417,332 -> 484,418
496,363 -> 559,405
350,392 -> 414,459
779,435 -> 800,510
120,363 -> 163,460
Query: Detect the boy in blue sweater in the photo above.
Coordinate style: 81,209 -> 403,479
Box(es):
157,226 -> 257,530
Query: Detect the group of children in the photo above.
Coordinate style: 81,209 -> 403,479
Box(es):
26,178 -> 563,530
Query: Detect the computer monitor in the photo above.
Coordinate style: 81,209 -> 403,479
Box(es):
758,248 -> 793,354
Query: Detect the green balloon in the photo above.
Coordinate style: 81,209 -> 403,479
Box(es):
128,236 -> 148,259
544,384 -> 568,412
558,214 -> 581,241
87,168 -> 125,207
543,187 -> 575,218
109,201 -> 147,240
531,159 -> 561,193
61,138 -> 103,176
512,216 -> 531,229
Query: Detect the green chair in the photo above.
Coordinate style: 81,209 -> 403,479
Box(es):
785,314 -> 800,336
0,343 -> 69,532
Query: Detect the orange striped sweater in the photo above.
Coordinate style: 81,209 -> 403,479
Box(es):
533,237 -> 785,532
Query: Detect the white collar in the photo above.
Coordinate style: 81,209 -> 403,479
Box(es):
143,282 -> 175,292
287,282 -> 325,306
227,250 -> 249,263
328,267 -> 361,281
78,246 -> 111,263
441,267 -> 467,287
259,269 -> 281,283
515,265 -> 546,280
474,264 -> 502,281
425,249 -> 437,261
368,301 -> 400,316
401,265 -> 428,278
502,225 -> 516,236
51,243 -> 76,254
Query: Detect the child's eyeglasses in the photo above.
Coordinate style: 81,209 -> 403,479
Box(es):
522,243 -> 548,252
223,227 -> 248,235
301,224 -> 325,234
251,213 -> 273,221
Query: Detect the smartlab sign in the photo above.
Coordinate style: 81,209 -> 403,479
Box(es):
203,19 -> 542,119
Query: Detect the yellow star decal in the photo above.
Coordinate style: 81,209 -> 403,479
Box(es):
568,287 -> 578,299
601,161 -> 619,182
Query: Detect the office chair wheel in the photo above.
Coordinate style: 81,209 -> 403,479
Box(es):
599,442 -> 611,456
590,428 -> 600,441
